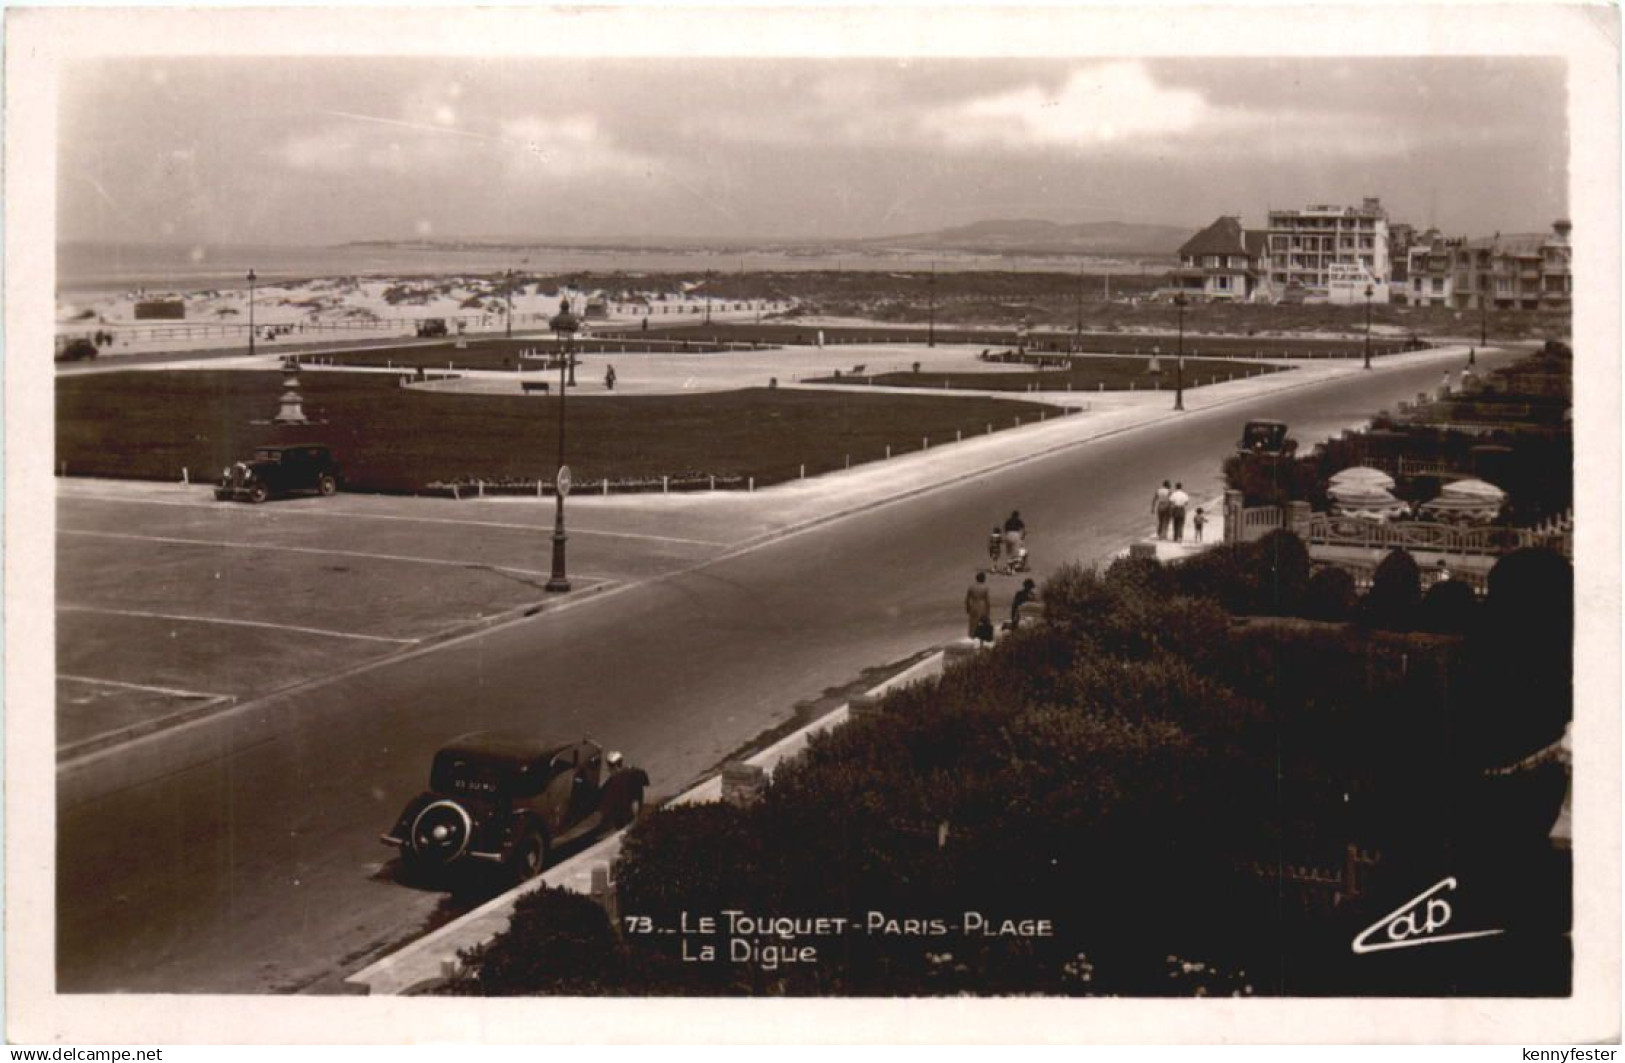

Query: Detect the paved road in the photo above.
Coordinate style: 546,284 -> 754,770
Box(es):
55,350 -> 1518,993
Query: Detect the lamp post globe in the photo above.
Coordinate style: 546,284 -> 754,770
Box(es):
1363,283 -> 1374,370
247,269 -> 257,358
545,296 -> 580,593
1172,292 -> 1188,411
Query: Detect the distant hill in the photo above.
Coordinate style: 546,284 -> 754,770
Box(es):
863,218 -> 1191,257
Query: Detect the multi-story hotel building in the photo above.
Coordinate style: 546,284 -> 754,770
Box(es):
1445,220 -> 1572,311
1401,229 -> 1462,308
1265,197 -> 1392,304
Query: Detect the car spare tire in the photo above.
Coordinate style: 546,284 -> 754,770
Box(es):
408,800 -> 473,866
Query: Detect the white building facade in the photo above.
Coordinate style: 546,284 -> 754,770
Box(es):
1265,197 -> 1393,304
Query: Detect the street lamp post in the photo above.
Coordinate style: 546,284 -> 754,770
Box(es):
505,269 -> 516,340
1173,293 -> 1187,411
546,297 -> 578,593
1363,283 -> 1374,370
926,263 -> 936,348
1480,290 -> 1488,346
1073,263 -> 1084,353
247,269 -> 257,357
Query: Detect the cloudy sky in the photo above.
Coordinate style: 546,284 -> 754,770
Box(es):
59,56 -> 1567,246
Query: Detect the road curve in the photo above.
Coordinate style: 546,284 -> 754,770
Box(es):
56,349 -> 1516,993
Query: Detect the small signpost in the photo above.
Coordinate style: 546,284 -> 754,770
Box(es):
556,464 -> 572,498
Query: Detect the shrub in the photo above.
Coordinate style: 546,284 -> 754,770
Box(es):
1360,548 -> 1421,630
1302,567 -> 1358,621
446,887 -> 625,995
1172,543 -> 1260,613
1103,555 -> 1178,600
1250,530 -> 1311,615
1462,547 -> 1573,767
1418,579 -> 1477,634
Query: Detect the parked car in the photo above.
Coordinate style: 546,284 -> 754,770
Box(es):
417,318 -> 449,338
215,443 -> 341,503
55,338 -> 99,363
381,732 -> 649,881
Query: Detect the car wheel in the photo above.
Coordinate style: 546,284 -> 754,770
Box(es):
409,800 -> 473,867
511,826 -> 547,882
247,483 -> 268,504
317,474 -> 337,497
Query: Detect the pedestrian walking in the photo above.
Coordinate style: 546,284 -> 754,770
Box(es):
1169,483 -> 1190,542
1192,507 -> 1207,543
965,572 -> 993,642
1152,480 -> 1173,540
605,364 -> 618,391
1003,510 -> 1026,561
987,526 -> 1005,569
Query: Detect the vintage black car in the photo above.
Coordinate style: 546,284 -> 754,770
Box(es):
1238,419 -> 1296,458
215,444 -> 341,503
381,732 -> 649,881
416,318 -> 449,338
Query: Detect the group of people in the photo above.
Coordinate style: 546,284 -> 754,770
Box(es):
1151,480 -> 1204,543
964,572 -> 1038,645
966,509 -> 1038,644
986,509 -> 1030,574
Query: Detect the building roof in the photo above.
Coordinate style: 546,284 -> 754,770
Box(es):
1180,216 -> 1256,259
1463,233 -> 1552,256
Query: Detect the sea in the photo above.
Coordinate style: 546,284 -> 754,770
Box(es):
57,241 -> 1168,297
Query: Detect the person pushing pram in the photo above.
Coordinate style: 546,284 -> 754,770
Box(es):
992,509 -> 1031,575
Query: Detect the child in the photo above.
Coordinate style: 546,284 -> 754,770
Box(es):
1192,507 -> 1207,543
988,526 -> 1005,569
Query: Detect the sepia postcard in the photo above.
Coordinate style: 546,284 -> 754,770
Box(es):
5,2 -> 1619,1045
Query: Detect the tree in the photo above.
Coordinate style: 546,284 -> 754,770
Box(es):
1361,548 -> 1421,630
1418,579 -> 1477,634
1251,530 -> 1311,615
1302,567 -> 1359,622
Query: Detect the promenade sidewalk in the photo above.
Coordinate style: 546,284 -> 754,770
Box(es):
546,342 -> 1486,542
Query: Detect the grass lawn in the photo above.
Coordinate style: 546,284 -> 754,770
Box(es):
807,354 -> 1291,392
599,321 -> 1422,358
57,371 -> 1061,492
303,335 -> 746,372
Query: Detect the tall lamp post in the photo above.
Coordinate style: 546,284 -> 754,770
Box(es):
246,269 -> 257,357
1173,292 -> 1188,411
545,297 -> 578,593
505,269 -> 516,340
1479,288 -> 1489,346
1073,263 -> 1084,353
927,263 -> 936,348
1363,283 -> 1374,370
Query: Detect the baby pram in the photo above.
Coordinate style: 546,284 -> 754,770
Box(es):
994,531 -> 1030,575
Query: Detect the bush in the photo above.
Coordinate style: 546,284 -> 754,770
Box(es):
1250,530 -> 1311,615
1461,548 -> 1573,767
1360,548 -> 1421,630
1103,555 -> 1177,600
1418,579 -> 1477,634
446,887 -> 625,995
1302,567 -> 1358,621
1172,543 -> 1260,613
